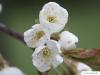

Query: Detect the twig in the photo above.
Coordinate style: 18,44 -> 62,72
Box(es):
43,71 -> 49,75
37,71 -> 43,75
0,23 -> 25,43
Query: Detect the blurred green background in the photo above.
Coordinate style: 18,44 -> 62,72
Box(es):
0,0 -> 100,75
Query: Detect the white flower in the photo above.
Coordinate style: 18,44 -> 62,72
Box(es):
58,31 -> 78,50
0,4 -> 2,13
39,2 -> 68,33
24,24 -> 49,48
0,67 -> 25,75
32,40 -> 63,72
76,62 -> 92,75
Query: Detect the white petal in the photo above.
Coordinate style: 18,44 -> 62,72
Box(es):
32,46 -> 45,57
58,31 -> 78,50
76,62 -> 92,72
76,62 -> 92,75
42,2 -> 60,9
0,67 -> 25,75
24,24 -> 48,48
39,2 -> 68,33
32,46 -> 51,72
52,54 -> 63,68
0,71 -> 3,75
46,40 -> 61,54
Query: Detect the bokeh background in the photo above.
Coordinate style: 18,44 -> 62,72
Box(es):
0,0 -> 100,75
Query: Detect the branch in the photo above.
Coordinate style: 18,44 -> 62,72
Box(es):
63,48 -> 100,70
0,23 -> 25,43
37,71 -> 43,75
63,48 -> 100,59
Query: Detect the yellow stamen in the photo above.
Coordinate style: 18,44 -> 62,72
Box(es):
42,47 -> 50,56
36,31 -> 45,39
47,16 -> 56,23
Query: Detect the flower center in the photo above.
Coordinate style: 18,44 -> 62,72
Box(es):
35,31 -> 45,39
47,16 -> 56,23
42,47 -> 50,56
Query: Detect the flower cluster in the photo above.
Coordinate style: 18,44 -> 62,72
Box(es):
24,2 -> 79,72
